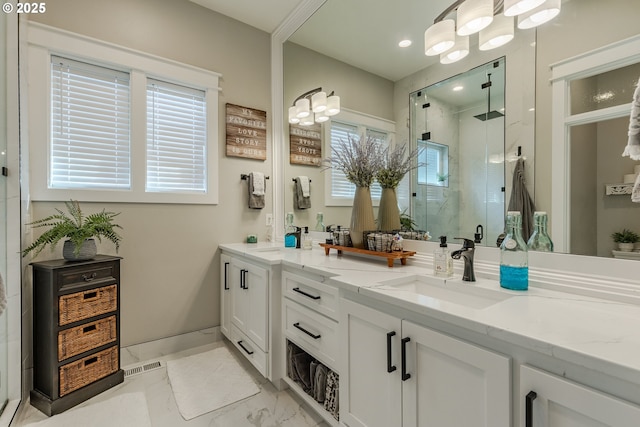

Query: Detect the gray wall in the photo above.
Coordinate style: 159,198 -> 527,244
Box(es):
27,0 -> 272,347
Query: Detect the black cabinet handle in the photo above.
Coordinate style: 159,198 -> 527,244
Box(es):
224,262 -> 229,290
292,287 -> 321,300
82,272 -> 97,282
242,269 -> 248,289
401,337 -> 411,381
240,269 -> 247,289
237,340 -> 254,355
387,331 -> 397,373
526,391 -> 537,427
293,322 -> 321,339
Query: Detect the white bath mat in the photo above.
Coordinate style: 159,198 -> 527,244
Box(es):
166,346 -> 260,420
26,392 -> 151,427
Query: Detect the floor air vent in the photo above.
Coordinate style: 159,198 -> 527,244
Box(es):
124,360 -> 163,378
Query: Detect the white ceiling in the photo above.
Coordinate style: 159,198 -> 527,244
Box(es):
189,0 -> 457,82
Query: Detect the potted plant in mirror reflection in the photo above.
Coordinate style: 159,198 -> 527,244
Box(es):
23,200 -> 123,261
376,143 -> 424,231
611,228 -> 639,252
323,134 -> 384,248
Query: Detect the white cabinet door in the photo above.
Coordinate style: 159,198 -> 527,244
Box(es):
520,365 -> 640,427
220,254 -> 231,338
402,320 -> 511,427
229,258 -> 248,332
229,257 -> 268,351
340,299 -> 402,427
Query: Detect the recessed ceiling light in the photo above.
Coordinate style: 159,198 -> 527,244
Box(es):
453,85 -> 464,91
529,107 -> 535,112
399,39 -> 412,48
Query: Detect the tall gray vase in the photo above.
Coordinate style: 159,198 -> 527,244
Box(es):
350,186 -> 376,248
377,187 -> 401,231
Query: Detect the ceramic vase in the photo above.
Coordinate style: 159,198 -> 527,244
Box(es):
617,242 -> 635,252
350,186 -> 376,248
377,187 -> 401,231
63,238 -> 97,261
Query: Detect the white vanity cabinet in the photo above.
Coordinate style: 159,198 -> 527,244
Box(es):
519,365 -> 640,427
340,298 -> 511,427
220,251 -> 279,379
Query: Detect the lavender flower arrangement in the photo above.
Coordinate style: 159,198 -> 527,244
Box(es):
323,134 -> 384,188
376,143 -> 423,189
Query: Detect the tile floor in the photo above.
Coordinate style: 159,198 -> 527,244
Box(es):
12,341 -> 329,426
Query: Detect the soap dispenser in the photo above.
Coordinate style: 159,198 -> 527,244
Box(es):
302,226 -> 313,250
434,236 -> 453,277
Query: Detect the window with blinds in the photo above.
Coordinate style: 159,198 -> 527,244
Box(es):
50,56 -> 131,189
146,79 -> 207,193
329,121 -> 386,201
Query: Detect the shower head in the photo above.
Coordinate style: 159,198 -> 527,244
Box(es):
474,110 -> 504,121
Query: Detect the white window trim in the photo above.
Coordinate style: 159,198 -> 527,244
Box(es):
550,34 -> 640,252
324,108 -> 396,207
26,22 -> 221,204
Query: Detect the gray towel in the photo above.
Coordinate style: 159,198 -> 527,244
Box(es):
248,173 -> 265,209
314,363 -> 328,403
324,370 -> 339,421
294,177 -> 311,210
623,77 -> 640,160
507,158 -> 536,240
292,351 -> 314,394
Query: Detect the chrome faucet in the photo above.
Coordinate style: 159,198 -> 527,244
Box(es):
451,238 -> 476,282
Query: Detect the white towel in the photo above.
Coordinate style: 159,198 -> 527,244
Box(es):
251,172 -> 265,196
623,77 -> 640,161
632,172 -> 640,203
297,176 -> 310,197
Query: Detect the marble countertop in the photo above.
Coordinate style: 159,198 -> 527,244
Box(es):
220,241 -> 640,385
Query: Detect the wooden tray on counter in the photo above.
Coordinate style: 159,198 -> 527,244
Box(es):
319,243 -> 416,268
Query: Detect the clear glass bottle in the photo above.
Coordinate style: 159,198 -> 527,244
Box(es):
434,236 -> 453,277
527,211 -> 554,252
302,226 -> 313,250
284,212 -> 297,248
315,212 -> 325,232
500,211 -> 529,290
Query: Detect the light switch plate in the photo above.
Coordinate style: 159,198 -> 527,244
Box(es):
265,213 -> 273,226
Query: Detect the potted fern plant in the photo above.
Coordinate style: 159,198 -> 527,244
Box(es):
22,200 -> 122,261
611,228 -> 639,252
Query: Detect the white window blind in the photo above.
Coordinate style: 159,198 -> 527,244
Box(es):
146,79 -> 207,193
329,121 -> 386,200
50,56 -> 131,189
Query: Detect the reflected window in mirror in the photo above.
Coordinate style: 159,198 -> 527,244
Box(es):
325,110 -> 396,207
418,140 -> 449,188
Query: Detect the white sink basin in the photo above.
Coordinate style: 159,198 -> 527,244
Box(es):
249,247 -> 284,253
374,275 -> 512,310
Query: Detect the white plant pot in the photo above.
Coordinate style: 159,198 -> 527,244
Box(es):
617,242 -> 635,252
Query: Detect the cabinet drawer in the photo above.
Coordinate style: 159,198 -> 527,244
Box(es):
59,284 -> 117,326
284,299 -> 338,369
58,263 -> 117,288
58,315 -> 117,361
283,271 -> 339,321
59,345 -> 119,397
230,324 -> 267,377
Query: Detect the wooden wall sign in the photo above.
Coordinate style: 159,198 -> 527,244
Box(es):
226,103 -> 267,160
289,123 -> 322,166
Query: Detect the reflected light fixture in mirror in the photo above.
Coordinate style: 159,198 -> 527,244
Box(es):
288,87 -> 340,126
425,0 -> 561,63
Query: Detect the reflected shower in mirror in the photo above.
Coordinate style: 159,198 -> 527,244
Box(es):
410,58 -> 506,246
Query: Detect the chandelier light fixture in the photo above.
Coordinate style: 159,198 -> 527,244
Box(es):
288,87 -> 340,126
425,0 -> 562,64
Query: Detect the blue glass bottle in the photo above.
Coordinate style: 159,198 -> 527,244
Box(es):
500,211 -> 529,290
284,212 -> 297,248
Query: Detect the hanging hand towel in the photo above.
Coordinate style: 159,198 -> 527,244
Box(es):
248,172 -> 265,209
507,158 -> 536,240
632,172 -> 640,203
623,77 -> 640,161
294,176 -> 311,210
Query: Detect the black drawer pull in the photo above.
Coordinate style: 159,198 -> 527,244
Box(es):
293,322 -> 321,339
401,337 -> 411,381
387,331 -> 397,373
526,391 -> 537,427
82,273 -> 97,282
237,340 -> 254,355
82,324 -> 97,334
243,270 -> 248,289
292,287 -> 321,300
224,262 -> 230,290
83,291 -> 98,300
84,356 -> 98,366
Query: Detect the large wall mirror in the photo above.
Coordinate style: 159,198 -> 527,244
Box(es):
281,0 -> 640,259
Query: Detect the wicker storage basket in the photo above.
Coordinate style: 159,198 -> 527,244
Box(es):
58,315 -> 117,361
59,284 -> 117,326
59,346 -> 118,397
364,231 -> 395,252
